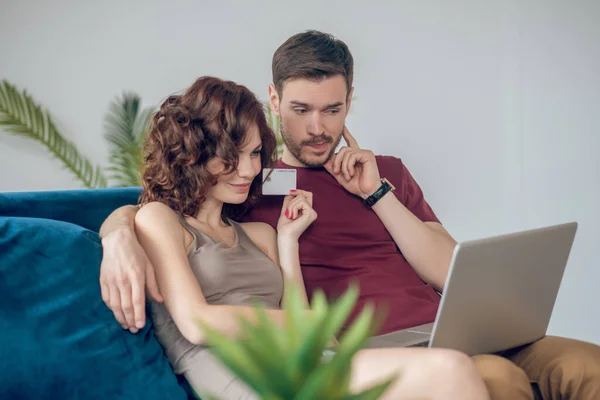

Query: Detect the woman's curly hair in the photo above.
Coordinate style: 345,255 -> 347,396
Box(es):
139,76 -> 277,220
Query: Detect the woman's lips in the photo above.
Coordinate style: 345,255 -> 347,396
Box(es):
229,183 -> 251,192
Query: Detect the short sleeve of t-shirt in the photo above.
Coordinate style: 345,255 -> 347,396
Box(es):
379,156 -> 440,224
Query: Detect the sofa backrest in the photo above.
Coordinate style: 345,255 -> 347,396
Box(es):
0,187 -> 142,233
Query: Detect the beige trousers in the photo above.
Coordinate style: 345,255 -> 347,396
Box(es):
472,335 -> 600,400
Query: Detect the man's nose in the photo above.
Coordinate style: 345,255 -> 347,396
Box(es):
308,112 -> 324,135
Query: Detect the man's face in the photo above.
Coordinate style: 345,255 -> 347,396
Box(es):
270,75 -> 352,168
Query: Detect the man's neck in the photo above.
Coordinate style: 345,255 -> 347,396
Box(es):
281,147 -> 308,168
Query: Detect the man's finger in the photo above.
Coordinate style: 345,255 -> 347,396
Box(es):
100,280 -> 110,305
118,278 -> 136,330
333,149 -> 348,174
131,272 -> 146,329
342,126 -> 359,149
323,158 -> 334,174
324,158 -> 345,184
342,152 -> 356,180
348,153 -> 356,177
146,263 -> 164,304
109,283 -> 128,328
331,153 -> 339,174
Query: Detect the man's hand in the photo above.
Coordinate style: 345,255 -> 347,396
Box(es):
100,228 -> 163,333
324,126 -> 382,199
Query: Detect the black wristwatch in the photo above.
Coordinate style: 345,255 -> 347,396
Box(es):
364,178 -> 396,207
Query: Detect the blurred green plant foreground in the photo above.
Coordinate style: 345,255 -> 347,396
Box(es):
198,284 -> 397,400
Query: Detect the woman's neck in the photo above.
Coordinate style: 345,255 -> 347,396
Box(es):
194,196 -> 227,229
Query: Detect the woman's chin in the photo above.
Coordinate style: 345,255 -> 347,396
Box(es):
223,192 -> 250,205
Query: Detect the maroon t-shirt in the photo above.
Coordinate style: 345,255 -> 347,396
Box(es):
243,156 -> 441,335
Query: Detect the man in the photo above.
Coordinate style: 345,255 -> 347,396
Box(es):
100,31 -> 600,399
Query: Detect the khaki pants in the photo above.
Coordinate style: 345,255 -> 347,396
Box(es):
472,336 -> 600,400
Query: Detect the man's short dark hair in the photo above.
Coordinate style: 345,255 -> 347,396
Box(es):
272,30 -> 354,96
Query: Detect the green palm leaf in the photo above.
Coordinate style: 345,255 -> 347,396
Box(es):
104,92 -> 154,187
0,79 -> 107,188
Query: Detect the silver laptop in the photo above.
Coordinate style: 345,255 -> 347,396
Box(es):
365,222 -> 578,356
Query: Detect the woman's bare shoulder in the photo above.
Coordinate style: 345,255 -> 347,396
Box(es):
239,222 -> 278,262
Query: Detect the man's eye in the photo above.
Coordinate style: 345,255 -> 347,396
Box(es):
294,108 -> 308,114
326,109 -> 340,115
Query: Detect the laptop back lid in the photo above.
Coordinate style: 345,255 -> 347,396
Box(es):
429,222 -> 577,356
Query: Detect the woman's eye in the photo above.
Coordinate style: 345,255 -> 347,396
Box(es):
250,150 -> 262,158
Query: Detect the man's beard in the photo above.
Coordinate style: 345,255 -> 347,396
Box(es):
280,119 -> 343,168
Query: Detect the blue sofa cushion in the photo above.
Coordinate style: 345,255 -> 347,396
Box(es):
0,216 -> 188,400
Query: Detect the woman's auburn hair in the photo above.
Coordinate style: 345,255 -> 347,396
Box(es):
139,76 -> 277,220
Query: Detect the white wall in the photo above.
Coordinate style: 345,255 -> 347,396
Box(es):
1,0 -> 598,344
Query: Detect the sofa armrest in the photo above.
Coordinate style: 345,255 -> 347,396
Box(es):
0,187 -> 142,233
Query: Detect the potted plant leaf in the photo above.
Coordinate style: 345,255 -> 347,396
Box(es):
198,283 -> 397,400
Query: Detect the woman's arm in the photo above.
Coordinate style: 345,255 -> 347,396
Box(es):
135,202 -> 293,345
277,236 -> 310,308
242,192 -> 339,348
242,222 -> 310,308
243,190 -> 317,308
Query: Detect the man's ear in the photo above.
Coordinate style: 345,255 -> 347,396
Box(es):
268,83 -> 281,116
345,87 -> 354,116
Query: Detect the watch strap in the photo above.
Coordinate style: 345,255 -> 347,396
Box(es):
364,178 -> 395,207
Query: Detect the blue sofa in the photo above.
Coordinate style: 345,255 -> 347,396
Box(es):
0,187 -> 196,399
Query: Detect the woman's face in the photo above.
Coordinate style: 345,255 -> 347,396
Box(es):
206,125 -> 263,205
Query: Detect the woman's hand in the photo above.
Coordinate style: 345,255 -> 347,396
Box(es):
277,190 -> 317,241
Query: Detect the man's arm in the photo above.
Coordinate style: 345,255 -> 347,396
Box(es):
325,127 -> 456,292
99,205 -> 138,239
99,205 -> 163,334
370,192 -> 456,291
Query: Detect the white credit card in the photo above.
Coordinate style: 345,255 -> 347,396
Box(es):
262,168 -> 297,195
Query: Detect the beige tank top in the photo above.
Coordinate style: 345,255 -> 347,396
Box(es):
150,216 -> 284,373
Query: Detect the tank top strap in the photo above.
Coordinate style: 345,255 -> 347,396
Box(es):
177,214 -> 208,251
226,219 -> 252,249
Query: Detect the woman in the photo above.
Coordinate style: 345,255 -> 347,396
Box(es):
134,76 -> 489,400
